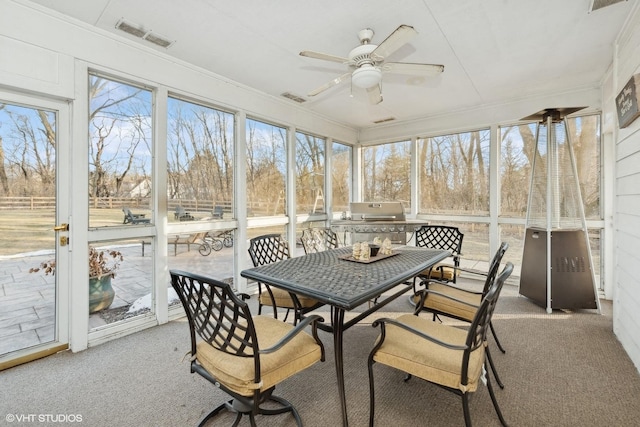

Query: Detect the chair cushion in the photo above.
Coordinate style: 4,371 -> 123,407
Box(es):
423,283 -> 482,322
419,263 -> 458,281
373,314 -> 485,393
196,315 -> 323,396
259,286 -> 319,309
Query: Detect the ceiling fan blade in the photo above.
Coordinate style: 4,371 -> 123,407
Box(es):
300,50 -> 349,64
308,72 -> 351,96
367,85 -> 383,105
382,62 -> 444,75
370,25 -> 417,61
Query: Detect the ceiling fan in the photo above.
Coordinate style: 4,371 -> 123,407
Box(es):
299,24 -> 444,105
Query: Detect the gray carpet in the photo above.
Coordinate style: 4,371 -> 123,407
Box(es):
2,285 -> 640,427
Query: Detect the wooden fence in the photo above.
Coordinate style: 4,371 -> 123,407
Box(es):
0,196 -> 238,214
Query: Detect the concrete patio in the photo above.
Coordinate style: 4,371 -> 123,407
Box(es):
0,241 -> 236,356
0,239 -> 504,357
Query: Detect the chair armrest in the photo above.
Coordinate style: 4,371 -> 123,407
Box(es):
414,288 -> 480,313
421,278 -> 483,296
259,314 -> 325,355
372,317 -> 468,351
418,261 -> 489,283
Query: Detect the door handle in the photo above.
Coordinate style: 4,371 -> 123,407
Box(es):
53,223 -> 69,232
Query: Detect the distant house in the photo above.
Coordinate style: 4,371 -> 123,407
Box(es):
128,178 -> 151,198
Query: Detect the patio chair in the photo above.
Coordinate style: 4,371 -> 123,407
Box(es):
409,225 -> 464,306
415,242 -> 510,388
367,262 -> 513,427
300,227 -> 339,254
211,205 -> 224,219
122,207 -> 151,224
170,232 -> 207,256
175,206 -> 195,221
170,269 -> 325,427
414,225 -> 464,283
248,234 -> 324,324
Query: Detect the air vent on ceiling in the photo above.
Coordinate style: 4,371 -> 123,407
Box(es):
115,18 -> 174,48
589,0 -> 627,12
281,92 -> 307,103
144,33 -> 173,48
373,117 -> 396,124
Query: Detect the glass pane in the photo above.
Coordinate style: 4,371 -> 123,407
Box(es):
418,130 -> 490,215
88,75 -> 153,227
451,222 -> 489,262
88,238 -> 153,329
0,102 -> 58,355
499,224 -> 525,274
500,115 -> 601,220
362,140 -> 411,209
246,119 -> 287,217
499,123 -> 536,217
167,97 -> 234,221
566,114 -> 601,220
527,120 -> 588,229
332,142 -> 351,214
589,228 -> 602,290
167,230 -> 235,289
295,132 -> 325,214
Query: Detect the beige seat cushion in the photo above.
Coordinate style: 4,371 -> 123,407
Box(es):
196,315 -> 323,396
419,263 -> 458,282
259,286 -> 319,309
373,314 -> 485,393
423,282 -> 482,322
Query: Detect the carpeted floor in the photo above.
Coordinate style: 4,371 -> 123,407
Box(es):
2,284 -> 640,427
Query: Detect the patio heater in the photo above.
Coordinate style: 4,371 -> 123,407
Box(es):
519,107 -> 601,313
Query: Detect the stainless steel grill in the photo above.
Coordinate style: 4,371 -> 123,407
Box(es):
331,202 -> 427,245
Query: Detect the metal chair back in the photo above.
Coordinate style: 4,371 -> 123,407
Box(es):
170,270 -> 258,360
248,234 -> 290,267
301,228 -> 339,254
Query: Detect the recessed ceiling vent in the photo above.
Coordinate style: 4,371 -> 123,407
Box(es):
281,92 -> 307,103
589,0 -> 627,13
116,18 -> 174,48
373,117 -> 396,124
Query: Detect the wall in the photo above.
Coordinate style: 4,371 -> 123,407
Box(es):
2,0 -> 639,371
0,0 -> 358,143
0,0 -> 359,351
612,3 -> 640,373
358,84 -> 601,144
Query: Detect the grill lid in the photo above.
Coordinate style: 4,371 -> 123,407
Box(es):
349,202 -> 406,221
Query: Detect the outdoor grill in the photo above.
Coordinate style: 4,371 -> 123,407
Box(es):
331,202 -> 428,245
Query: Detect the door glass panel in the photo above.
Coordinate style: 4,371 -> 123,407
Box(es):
0,101 -> 58,356
88,74 -> 153,228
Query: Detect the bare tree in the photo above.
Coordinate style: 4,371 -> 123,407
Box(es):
88,76 -> 149,198
0,106 -> 56,196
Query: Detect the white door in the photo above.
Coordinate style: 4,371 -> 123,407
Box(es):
0,91 -> 70,369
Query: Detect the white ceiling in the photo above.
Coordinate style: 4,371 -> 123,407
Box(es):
27,0 -> 636,129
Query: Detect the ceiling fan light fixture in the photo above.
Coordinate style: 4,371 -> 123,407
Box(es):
351,65 -> 382,89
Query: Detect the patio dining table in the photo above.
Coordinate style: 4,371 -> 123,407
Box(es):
240,245 -> 449,426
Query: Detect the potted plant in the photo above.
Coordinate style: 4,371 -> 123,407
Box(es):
31,246 -> 124,313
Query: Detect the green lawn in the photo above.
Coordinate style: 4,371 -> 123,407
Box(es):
0,209 -> 131,256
